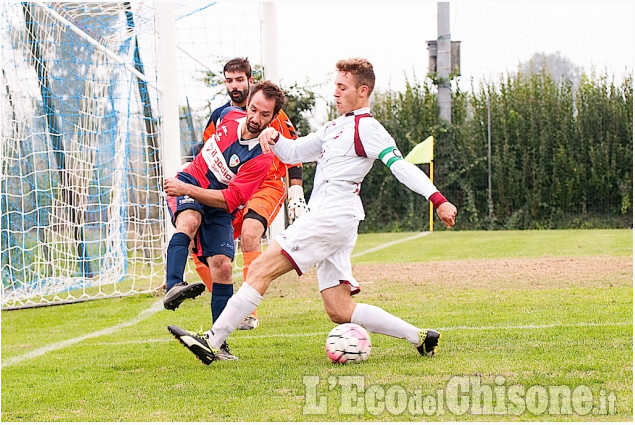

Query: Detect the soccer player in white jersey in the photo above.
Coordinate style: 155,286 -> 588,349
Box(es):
167,58 -> 458,365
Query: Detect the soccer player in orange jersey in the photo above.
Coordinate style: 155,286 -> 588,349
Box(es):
191,58 -> 306,331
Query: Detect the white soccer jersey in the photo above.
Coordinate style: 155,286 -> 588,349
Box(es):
271,107 -> 439,220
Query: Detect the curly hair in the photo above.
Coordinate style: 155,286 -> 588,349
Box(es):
249,80 -> 287,117
336,58 -> 375,95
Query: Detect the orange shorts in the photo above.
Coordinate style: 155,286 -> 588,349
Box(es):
232,178 -> 285,239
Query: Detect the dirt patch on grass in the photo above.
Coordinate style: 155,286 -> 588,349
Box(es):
267,256 -> 632,297
350,256 -> 633,290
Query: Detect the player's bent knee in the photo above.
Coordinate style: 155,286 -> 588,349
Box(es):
326,310 -> 352,324
208,255 -> 233,282
241,220 -> 265,252
175,211 -> 201,237
244,247 -> 293,295
324,300 -> 355,324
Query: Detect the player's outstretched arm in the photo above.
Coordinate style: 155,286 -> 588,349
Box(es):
380,151 -> 457,228
259,127 -> 323,164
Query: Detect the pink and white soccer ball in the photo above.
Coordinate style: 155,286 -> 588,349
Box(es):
325,323 -> 372,363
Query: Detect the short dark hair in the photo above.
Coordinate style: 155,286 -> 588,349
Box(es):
336,58 -> 376,95
248,80 -> 286,117
224,57 -> 251,78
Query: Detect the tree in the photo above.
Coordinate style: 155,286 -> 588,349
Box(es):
519,51 -> 582,87
279,82 -> 316,136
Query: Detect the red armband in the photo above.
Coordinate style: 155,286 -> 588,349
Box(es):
429,191 -> 448,210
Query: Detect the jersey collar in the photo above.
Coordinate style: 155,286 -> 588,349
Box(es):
344,107 -> 371,117
236,119 -> 261,150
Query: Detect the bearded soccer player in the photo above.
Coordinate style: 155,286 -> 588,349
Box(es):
163,80 -> 286,360
167,58 -> 457,365
191,58 -> 358,332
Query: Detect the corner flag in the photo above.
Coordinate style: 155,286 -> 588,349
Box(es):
404,136 -> 434,164
405,136 -> 436,231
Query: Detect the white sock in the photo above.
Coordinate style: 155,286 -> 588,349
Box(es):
208,283 -> 262,348
351,303 -> 421,345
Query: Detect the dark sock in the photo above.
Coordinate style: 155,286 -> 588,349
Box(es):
211,283 -> 234,323
165,232 -> 191,291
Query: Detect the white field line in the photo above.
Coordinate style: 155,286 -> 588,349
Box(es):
86,321 -> 632,347
351,231 -> 430,258
1,300 -> 164,369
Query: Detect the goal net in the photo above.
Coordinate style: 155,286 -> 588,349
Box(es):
1,2 -> 264,309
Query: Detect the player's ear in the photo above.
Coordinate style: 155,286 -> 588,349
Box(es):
358,84 -> 369,98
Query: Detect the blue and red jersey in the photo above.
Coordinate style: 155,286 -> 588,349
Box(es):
203,102 -> 301,182
180,107 -> 274,214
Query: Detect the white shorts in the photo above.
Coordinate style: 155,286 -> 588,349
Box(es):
276,210 -> 360,292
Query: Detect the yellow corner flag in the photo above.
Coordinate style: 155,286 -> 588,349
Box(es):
404,136 -> 434,164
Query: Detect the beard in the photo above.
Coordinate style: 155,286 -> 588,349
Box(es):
246,119 -> 265,135
229,88 -> 249,104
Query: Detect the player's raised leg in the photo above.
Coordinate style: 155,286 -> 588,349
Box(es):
321,284 -> 441,357
169,241 -> 293,364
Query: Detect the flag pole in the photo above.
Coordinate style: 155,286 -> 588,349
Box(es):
403,135 -> 435,232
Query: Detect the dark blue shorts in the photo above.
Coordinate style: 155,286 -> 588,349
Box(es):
167,172 -> 235,260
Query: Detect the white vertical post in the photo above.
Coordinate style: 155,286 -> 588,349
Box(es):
156,2 -> 181,242
437,2 -> 451,123
261,2 -> 286,241
261,2 -> 279,83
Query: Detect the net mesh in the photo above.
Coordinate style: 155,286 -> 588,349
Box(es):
1,2 -> 263,309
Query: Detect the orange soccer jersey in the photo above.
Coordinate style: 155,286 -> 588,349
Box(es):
233,109 -> 300,238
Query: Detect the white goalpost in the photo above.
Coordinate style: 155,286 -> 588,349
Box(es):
1,2 -> 274,309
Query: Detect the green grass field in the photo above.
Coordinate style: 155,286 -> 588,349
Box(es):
2,229 -> 632,421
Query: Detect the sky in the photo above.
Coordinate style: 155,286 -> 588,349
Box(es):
169,0 -> 634,128
272,1 -> 634,95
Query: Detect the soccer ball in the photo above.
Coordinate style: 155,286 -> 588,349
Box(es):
325,323 -> 372,364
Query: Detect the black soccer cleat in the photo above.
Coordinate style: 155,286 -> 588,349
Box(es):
163,281 -> 206,310
216,341 -> 239,361
167,325 -> 217,365
416,329 -> 441,357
